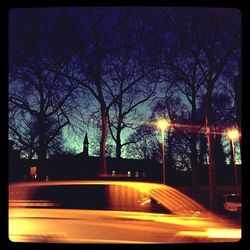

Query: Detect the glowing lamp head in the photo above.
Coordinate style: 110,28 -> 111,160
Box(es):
157,119 -> 170,130
227,129 -> 240,140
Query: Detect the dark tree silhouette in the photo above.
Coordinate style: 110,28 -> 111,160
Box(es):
106,16 -> 160,158
9,9 -> 79,178
125,123 -> 160,161
164,7 -> 240,210
49,8 -> 163,171
8,7 -> 241,189
45,7 -> 129,174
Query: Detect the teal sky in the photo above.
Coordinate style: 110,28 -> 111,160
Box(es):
62,101 -> 153,157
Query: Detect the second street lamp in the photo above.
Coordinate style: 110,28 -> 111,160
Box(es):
157,119 -> 170,185
227,129 -> 240,194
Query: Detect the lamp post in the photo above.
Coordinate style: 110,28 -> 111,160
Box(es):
157,119 -> 170,185
227,129 -> 240,194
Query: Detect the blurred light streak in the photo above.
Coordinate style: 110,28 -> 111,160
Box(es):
206,228 -> 241,239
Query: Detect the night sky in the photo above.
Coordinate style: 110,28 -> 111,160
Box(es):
8,7 -> 241,164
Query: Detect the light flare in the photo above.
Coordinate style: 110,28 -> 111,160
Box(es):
227,129 -> 240,140
157,119 -> 170,130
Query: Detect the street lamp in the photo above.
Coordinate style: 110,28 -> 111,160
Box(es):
157,119 -> 170,185
227,129 -> 240,194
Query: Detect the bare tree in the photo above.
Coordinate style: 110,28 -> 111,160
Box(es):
159,54 -> 205,193
106,49 -> 159,158
152,87 -> 191,173
164,7 -> 240,209
46,7 -> 124,174
9,9 -> 79,178
223,56 -> 241,151
8,113 -> 38,159
51,7 -> 163,173
9,62 -> 78,178
125,124 -> 160,161
196,9 -> 240,210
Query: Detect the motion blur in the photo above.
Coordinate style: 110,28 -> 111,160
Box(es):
9,181 -> 241,243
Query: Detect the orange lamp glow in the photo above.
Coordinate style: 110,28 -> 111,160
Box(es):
157,119 -> 169,130
227,129 -> 240,140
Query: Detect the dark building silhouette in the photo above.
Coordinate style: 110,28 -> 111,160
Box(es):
9,135 -> 241,189
34,134 -> 162,182
47,152 -> 162,182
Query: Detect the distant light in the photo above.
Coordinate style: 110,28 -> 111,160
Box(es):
227,129 -> 240,140
178,228 -> 241,239
206,228 -> 241,239
157,119 -> 170,130
30,166 -> 37,180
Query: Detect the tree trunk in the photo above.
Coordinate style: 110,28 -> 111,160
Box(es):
198,133 -> 207,168
214,134 -> 227,169
191,133 -> 199,196
116,129 -> 122,159
205,84 -> 217,211
37,117 -> 47,180
190,97 -> 199,197
166,130 -> 172,183
206,129 -> 217,211
100,106 -> 108,175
